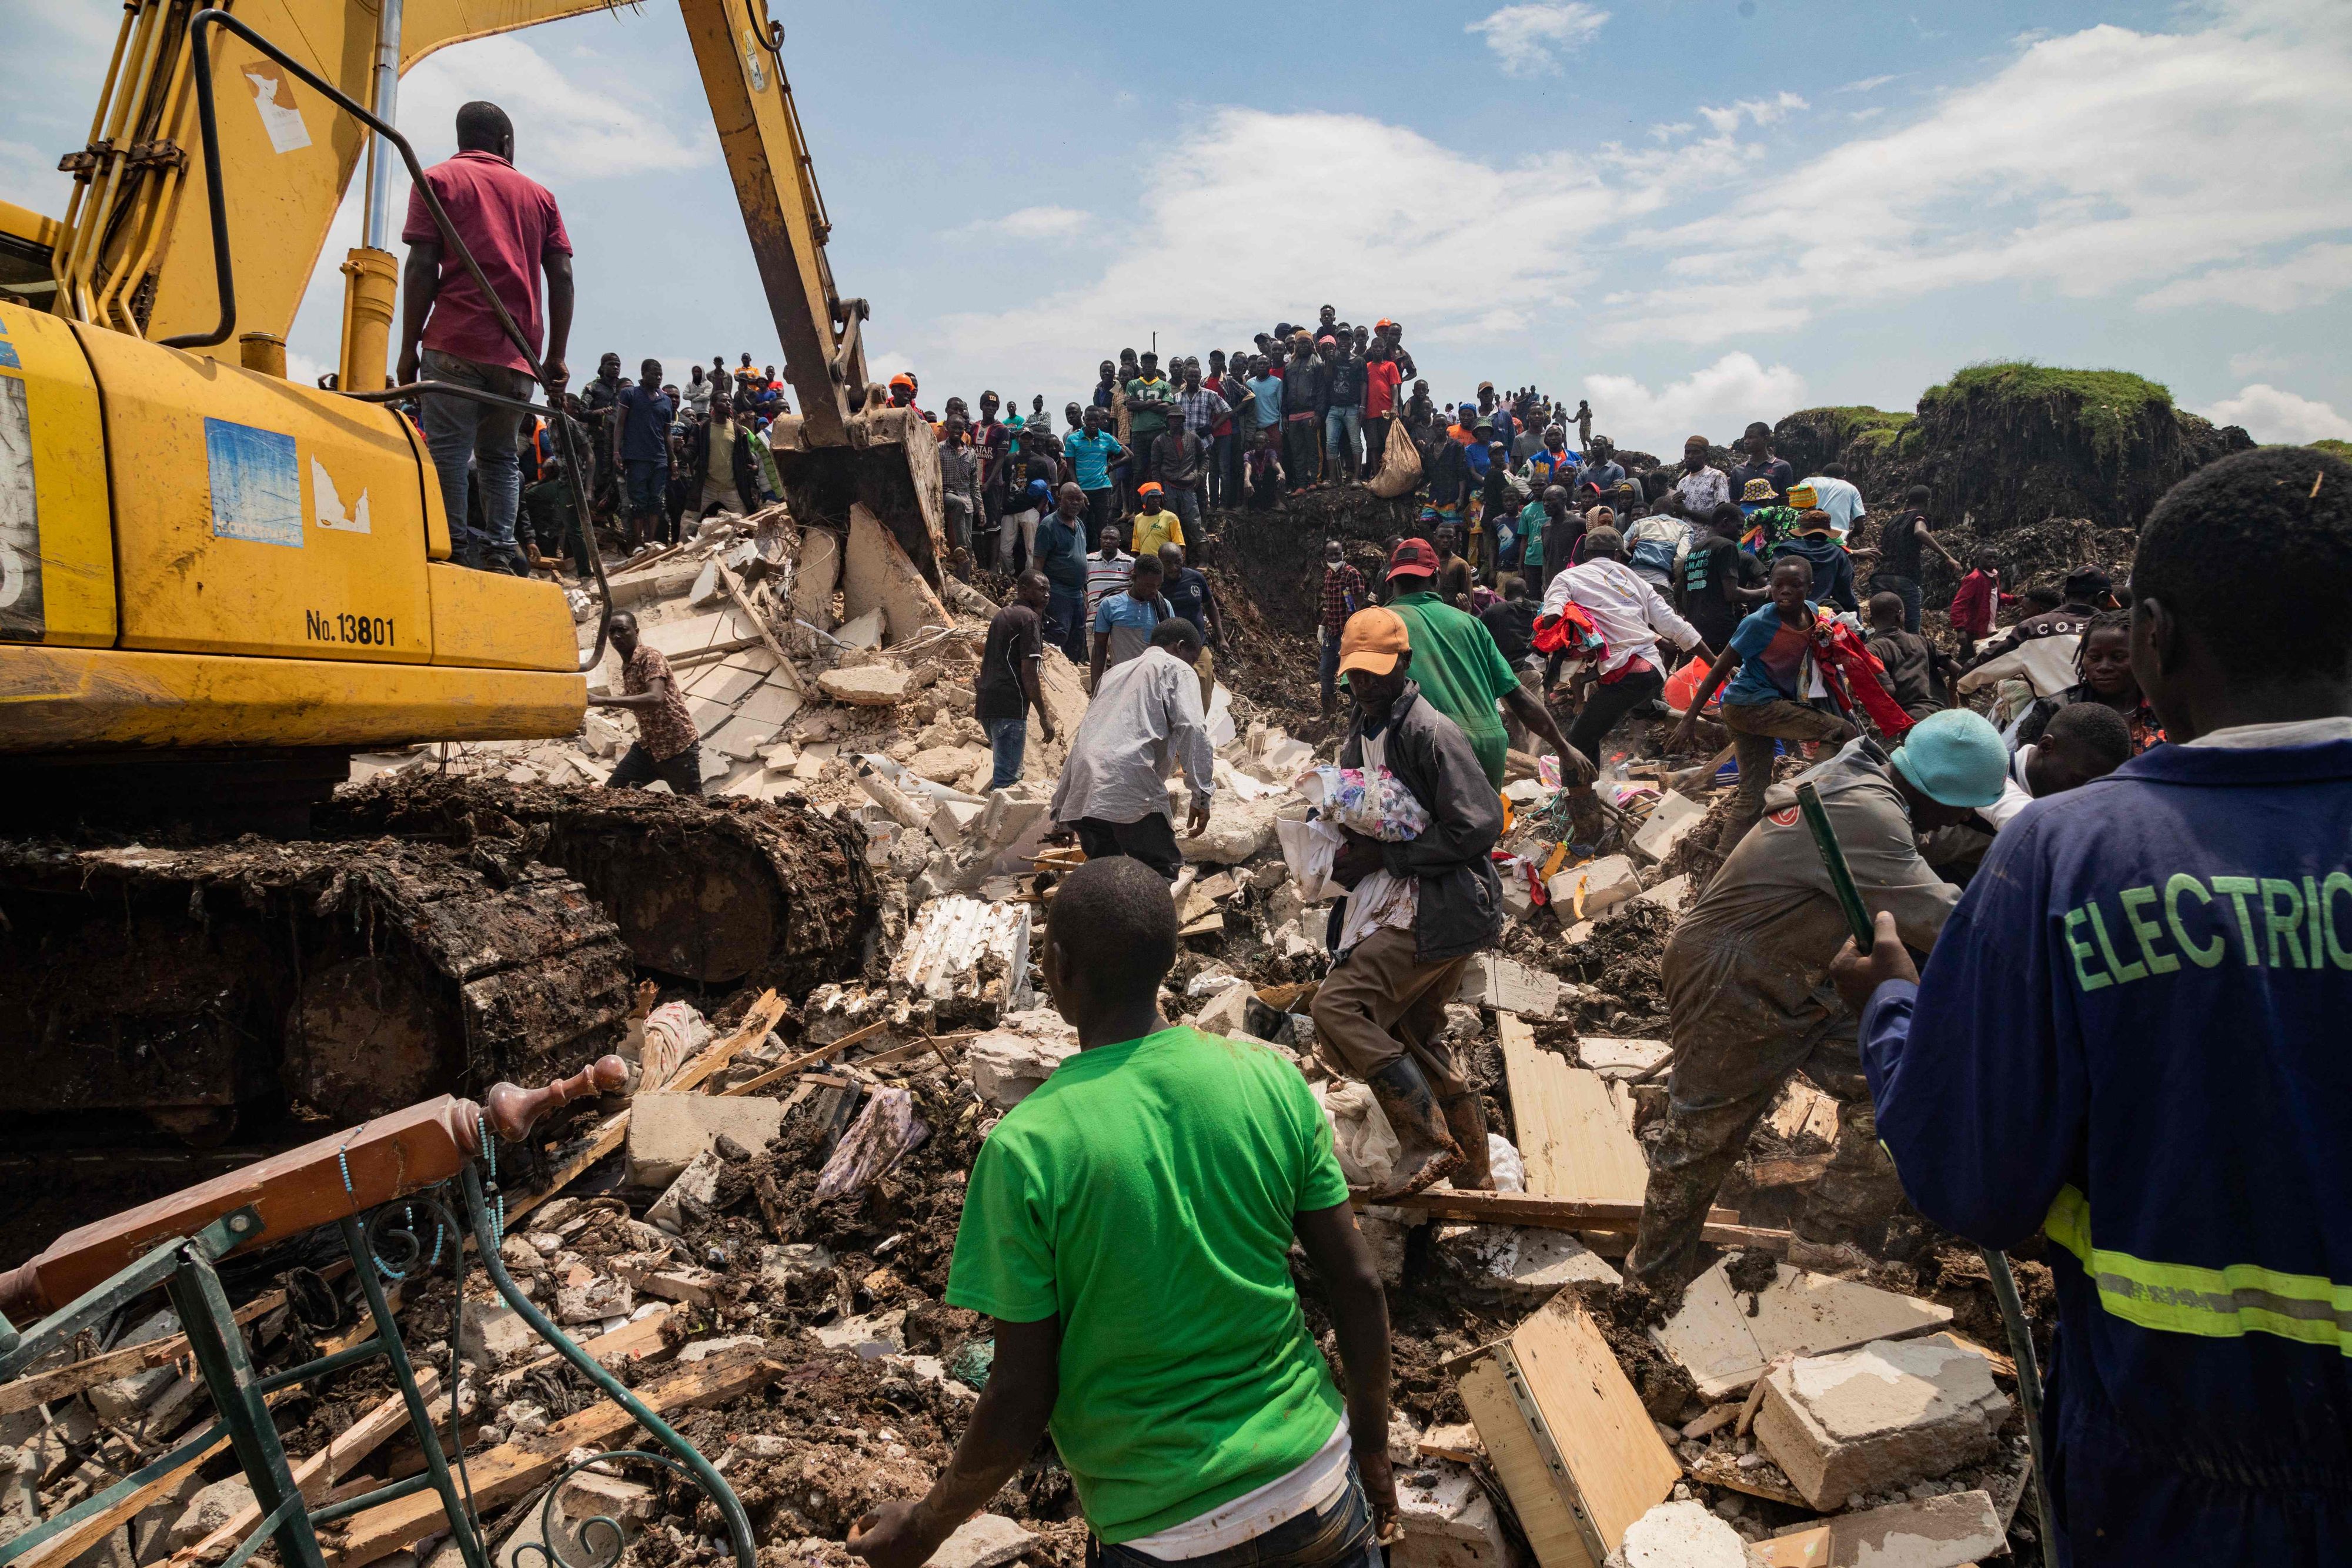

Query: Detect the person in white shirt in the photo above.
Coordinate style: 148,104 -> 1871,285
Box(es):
1798,462 -> 1866,537
1050,620 -> 1214,880
1542,527 -> 1711,765
1672,435 -> 1730,516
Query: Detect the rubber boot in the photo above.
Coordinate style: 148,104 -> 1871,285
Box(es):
1441,1091 -> 1492,1191
1366,1057 -> 1462,1201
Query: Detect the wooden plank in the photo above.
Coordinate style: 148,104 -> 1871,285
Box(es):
1498,1014 -> 1651,1205
1458,1358 -> 1594,1568
1508,1296 -> 1681,1559
718,563 -> 806,696
1350,1189 -> 1738,1231
0,1291 -> 285,1417
721,1018 -> 889,1099
322,1352 -> 783,1567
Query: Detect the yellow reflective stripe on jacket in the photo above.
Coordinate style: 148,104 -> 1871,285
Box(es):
2043,1185 -> 2352,1353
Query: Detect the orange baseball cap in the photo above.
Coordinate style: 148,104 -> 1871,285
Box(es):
1338,607 -> 1411,678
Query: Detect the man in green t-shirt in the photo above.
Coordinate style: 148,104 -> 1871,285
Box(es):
1122,352 -> 1175,500
848,857 -> 1396,1568
1382,538 -> 1583,788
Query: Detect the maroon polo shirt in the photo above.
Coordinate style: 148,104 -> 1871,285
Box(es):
402,149 -> 571,373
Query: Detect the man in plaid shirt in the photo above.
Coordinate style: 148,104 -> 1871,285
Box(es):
1174,359 -> 1231,447
1318,539 -> 1370,718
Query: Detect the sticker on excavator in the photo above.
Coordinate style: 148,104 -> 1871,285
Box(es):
312,456 -> 372,534
204,417 -> 305,547
0,373 -> 44,639
243,63 -> 312,155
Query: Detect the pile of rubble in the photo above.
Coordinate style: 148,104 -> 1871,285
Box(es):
0,507 -> 2053,1568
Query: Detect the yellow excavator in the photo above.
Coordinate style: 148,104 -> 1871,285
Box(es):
0,1 -> 923,1168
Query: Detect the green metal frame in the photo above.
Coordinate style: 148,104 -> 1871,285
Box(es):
0,1168 -> 753,1568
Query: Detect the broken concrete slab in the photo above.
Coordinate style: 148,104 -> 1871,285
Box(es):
1394,1462 -> 1508,1568
1434,1223 -> 1621,1305
759,1243 -> 836,1293
1547,854 -> 1641,921
626,1092 -> 784,1188
892,896 -> 1033,1023
1753,1339 -> 2010,1510
791,527 -> 842,628
845,503 -> 951,648
818,663 -> 916,706
1801,1490 -> 2003,1568
1607,1500 -> 1750,1568
925,1514 -> 1038,1568
647,1149 -> 726,1234
1579,1037 -> 1672,1081
553,1266 -> 634,1325
965,1009 -> 1081,1108
836,608 -> 886,650
459,1305 -> 542,1369
638,607 -> 761,662
1454,955 -> 1563,1018
808,1308 -> 906,1358
1654,1262 -> 1953,1400
1633,875 -> 1691,916
1180,794 -> 1283,865
910,745 -> 989,784
1631,791 -> 1708,863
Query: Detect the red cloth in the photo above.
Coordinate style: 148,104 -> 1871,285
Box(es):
1812,617 -> 1915,737
402,150 -> 571,373
1365,359 -> 1402,418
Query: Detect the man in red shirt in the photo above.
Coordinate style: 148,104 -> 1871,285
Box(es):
1362,335 -> 1403,482
397,101 -> 573,575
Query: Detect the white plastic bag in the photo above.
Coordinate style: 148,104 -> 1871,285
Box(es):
1486,1134 -> 1526,1193
1275,815 -> 1349,902
1313,1080 -> 1401,1190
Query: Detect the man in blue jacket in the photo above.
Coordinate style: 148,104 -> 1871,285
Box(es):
1830,446 -> 2352,1566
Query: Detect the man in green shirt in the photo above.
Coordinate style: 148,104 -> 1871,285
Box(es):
1123,351 -> 1175,500
1382,538 -> 1582,788
848,857 -> 1395,1568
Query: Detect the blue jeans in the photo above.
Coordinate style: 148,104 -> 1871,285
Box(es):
421,347 -> 536,571
1324,404 -> 1362,475
1168,486 -> 1201,539
1870,573 -> 1923,633
1208,432 -> 1234,509
1097,1464 -> 1377,1568
1047,587 -> 1088,663
624,458 -> 667,517
985,715 -> 1028,791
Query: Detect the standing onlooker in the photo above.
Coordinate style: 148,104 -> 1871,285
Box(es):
1672,435 -> 1730,516
1867,484 -> 1957,633
1247,355 -> 1285,500
397,99 -> 573,575
1322,336 -> 1366,484
683,363 -> 711,417
1675,502 -> 1762,656
1362,339 -> 1402,480
1573,399 -> 1593,450
1128,483 -> 1185,563
612,358 -> 673,551
1091,550 -> 1173,687
1318,539 -> 1369,719
977,573 -> 1057,791
1149,415 -> 1208,543
1728,421 -> 1795,504
1282,335 -> 1327,490
1001,477 -> 1050,576
1086,524 -> 1134,624
1034,484 -> 1093,661
1055,620 -> 1214,878
936,414 -> 981,560
594,612 -> 701,795
1158,541 -> 1222,710
1064,406 -> 1127,536
1947,547 -> 2012,661
1123,352 -> 1175,497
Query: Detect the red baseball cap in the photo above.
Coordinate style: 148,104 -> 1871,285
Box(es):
1388,538 -> 1439,577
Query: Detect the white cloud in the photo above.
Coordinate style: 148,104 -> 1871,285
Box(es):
1603,2 -> 2352,345
1839,73 -> 1905,93
2136,240 -> 2352,313
398,36 -> 712,183
957,206 -> 1090,241
2199,383 -> 2352,444
1695,92 -> 1807,135
905,108 -> 1603,401
1466,3 -> 1609,78
1579,352 -> 1808,456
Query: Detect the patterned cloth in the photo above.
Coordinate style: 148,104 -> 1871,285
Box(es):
623,643 -> 699,761
1319,563 -> 1369,635
1674,465 -> 1731,515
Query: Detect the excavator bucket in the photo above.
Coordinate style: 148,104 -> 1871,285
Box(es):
765,407 -> 954,593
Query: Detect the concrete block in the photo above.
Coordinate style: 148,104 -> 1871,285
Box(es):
460,1305 -> 542,1369
809,1308 -> 906,1358
818,663 -> 914,706
1454,954 -> 1562,1018
1635,874 -> 1692,916
791,527 -> 842,628
613,1255 -> 727,1307
965,1011 -> 1081,1108
1180,795 -> 1282,865
1632,791 -> 1708,862
1609,1500 -> 1748,1568
837,609 -> 886,650
910,745 -> 988,784
87,1309 -> 179,1423
926,1514 -> 1038,1568
1816,1490 -> 2004,1567
759,1243 -> 836,1292
1435,1224 -> 1621,1306
553,1266 -> 634,1325
1579,1037 -> 1672,1080
646,1149 -> 726,1234
1547,854 -> 1640,920
1393,1462 -> 1507,1568
844,503 -> 950,648
168,1477 -> 255,1551
626,1092 -> 784,1188
1752,1340 -> 2010,1510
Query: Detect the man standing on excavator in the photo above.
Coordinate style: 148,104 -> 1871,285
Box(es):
396,100 -> 573,577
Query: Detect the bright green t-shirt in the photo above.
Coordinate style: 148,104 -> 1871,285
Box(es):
1385,589 -> 1520,788
944,1026 -> 1351,1544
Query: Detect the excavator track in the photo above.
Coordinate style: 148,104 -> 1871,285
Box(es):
320,777 -> 881,994
0,833 -> 635,1142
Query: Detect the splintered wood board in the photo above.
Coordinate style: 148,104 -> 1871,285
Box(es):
1461,1296 -> 1681,1568
1499,1012 -> 1649,1204
1652,1261 -> 1954,1399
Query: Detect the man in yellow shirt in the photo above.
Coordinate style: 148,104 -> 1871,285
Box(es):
1130,482 -> 1186,561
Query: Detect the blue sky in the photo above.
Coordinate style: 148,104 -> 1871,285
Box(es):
7,0 -> 2350,454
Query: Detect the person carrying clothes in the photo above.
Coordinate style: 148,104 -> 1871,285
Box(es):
1624,709 -> 2009,1290
1540,527 -> 1708,772
1823,447 -> 2352,1567
1672,555 -> 1865,853
1311,610 -> 1506,1200
849,856 -> 1398,1568
1053,618 -> 1215,880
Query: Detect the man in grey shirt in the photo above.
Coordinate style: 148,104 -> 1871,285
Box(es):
1050,620 -> 1215,880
